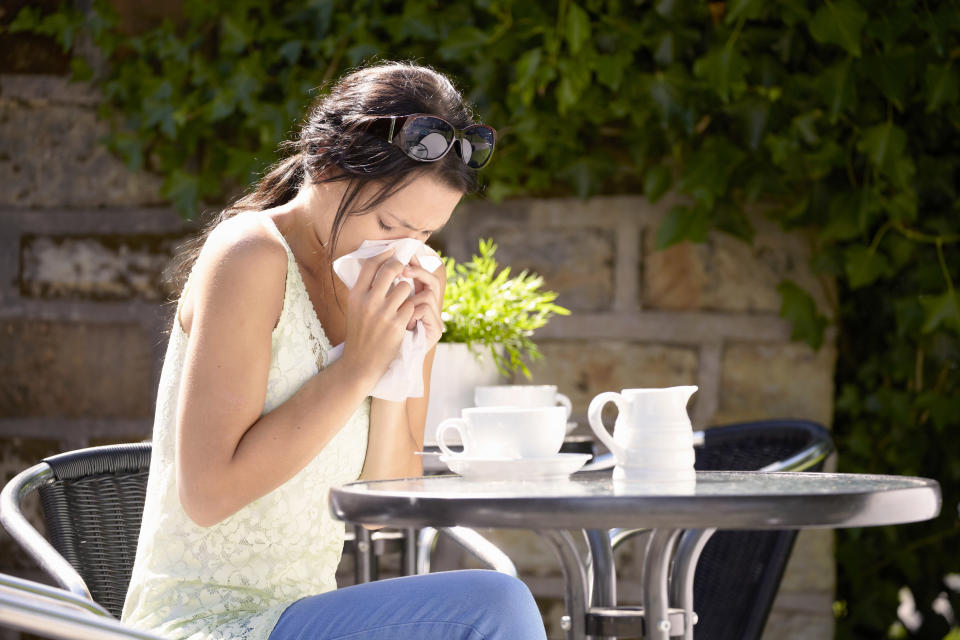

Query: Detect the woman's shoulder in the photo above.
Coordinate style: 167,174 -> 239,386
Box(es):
198,213 -> 288,277
190,213 -> 289,307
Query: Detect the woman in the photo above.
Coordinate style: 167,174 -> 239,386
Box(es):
121,61 -> 547,640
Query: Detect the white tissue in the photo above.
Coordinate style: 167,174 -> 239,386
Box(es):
327,238 -> 444,401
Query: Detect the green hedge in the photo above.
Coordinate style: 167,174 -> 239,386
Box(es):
9,0 -> 960,636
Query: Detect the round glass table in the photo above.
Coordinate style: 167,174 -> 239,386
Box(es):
330,470 -> 941,639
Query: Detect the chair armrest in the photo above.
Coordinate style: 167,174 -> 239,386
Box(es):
0,463 -> 94,602
0,573 -> 163,640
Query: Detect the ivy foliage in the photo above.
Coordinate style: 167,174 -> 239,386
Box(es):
7,0 -> 960,636
441,239 -> 570,378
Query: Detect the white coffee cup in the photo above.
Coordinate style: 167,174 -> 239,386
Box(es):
436,406 -> 567,460
473,385 -> 572,421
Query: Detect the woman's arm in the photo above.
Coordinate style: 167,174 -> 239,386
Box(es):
359,257 -> 444,481
359,345 -> 436,481
176,219 -> 412,527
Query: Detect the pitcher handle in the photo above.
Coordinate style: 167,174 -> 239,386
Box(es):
587,392 -> 627,462
437,419 -> 468,458
555,393 -> 573,422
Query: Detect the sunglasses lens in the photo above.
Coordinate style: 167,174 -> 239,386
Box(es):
462,125 -> 496,168
403,116 -> 454,161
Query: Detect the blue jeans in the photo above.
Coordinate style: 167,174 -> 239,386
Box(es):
267,570 -> 547,640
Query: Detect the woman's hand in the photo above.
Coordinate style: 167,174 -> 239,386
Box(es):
402,254 -> 446,349
341,249 -> 416,383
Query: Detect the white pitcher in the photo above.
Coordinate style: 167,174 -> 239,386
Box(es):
587,386 -> 698,484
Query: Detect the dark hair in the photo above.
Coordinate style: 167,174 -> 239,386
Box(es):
168,60 -> 480,294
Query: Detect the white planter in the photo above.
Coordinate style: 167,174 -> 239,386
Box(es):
424,342 -> 503,445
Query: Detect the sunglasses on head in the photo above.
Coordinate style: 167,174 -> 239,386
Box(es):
383,114 -> 497,169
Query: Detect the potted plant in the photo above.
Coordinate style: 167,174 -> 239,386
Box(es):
424,238 -> 570,443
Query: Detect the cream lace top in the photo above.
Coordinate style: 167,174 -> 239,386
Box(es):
122,213 -> 370,639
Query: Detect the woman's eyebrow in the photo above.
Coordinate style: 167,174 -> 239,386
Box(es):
383,211 -> 439,234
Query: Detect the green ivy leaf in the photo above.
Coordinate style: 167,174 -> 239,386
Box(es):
920,290 -> 960,334
844,245 -> 893,289
777,280 -> 828,349
655,204 -> 710,249
693,45 -> 748,103
861,51 -> 914,111
925,63 -> 959,113
565,2 -> 591,55
644,165 -> 672,203
857,122 -> 914,188
726,0 -> 765,23
815,59 -> 857,123
164,169 -> 200,217
438,26 -> 488,60
808,0 -> 867,57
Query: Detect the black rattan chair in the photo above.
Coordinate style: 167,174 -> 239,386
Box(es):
689,419 -> 833,640
1,442 -> 515,620
0,443 -> 150,619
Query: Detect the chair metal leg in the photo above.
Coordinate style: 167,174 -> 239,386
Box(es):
669,528 -> 716,640
416,527 -> 439,574
643,528 -> 683,640
538,530 -> 589,640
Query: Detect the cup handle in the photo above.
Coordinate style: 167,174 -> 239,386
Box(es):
587,392 -> 627,462
436,419 -> 468,458
556,393 -> 573,421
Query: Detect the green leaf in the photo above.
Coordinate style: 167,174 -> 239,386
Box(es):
693,45 -> 748,103
438,26 -> 487,60
565,2 -> 591,55
808,0 -> 867,57
726,0 -> 765,23
164,170 -> 200,217
925,63 -> 959,113
514,48 -> 542,87
920,290 -> 960,334
844,245 -> 893,289
857,121 -> 905,170
677,137 -> 746,209
655,204 -> 710,249
777,280 -> 828,349
861,51 -> 914,111
815,59 -> 857,123
644,165 -> 672,203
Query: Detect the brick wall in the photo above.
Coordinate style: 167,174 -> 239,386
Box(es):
0,72 -> 837,639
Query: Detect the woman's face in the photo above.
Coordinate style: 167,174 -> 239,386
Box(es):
331,173 -> 463,259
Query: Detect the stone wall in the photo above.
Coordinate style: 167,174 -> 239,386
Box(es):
0,71 -> 837,639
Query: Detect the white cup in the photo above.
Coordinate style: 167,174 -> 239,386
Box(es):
473,385 -> 572,421
436,406 -> 567,460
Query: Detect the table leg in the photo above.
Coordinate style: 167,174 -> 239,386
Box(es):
669,528 -> 716,640
537,530 -> 589,640
643,528 -> 682,640
353,525 -> 374,584
584,529 -> 617,607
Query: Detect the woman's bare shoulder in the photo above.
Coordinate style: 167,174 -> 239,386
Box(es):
182,214 -> 289,332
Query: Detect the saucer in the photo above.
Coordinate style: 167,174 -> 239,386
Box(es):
439,453 -> 592,480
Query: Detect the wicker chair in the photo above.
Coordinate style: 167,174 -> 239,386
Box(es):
0,442 -> 512,620
0,443 -> 150,619
687,419 -> 834,640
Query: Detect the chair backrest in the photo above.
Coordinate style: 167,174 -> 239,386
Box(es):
692,419 -> 833,640
35,443 -> 151,619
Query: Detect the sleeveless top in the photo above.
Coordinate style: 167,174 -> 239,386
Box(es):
121,212 -> 370,639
